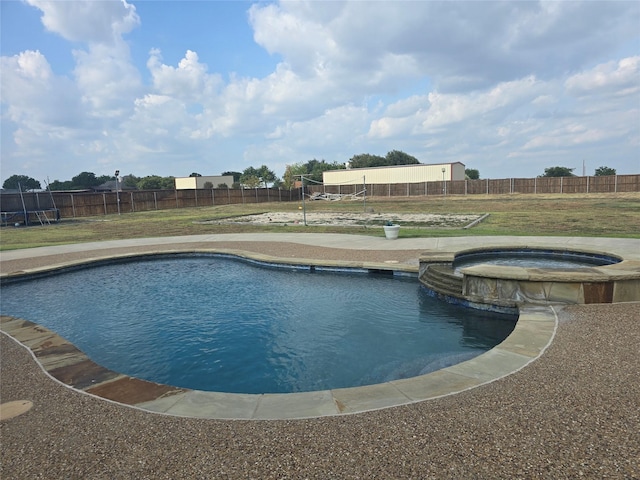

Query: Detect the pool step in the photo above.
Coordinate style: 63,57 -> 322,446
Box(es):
420,264 -> 464,299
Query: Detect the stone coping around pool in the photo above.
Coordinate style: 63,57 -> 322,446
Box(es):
0,303 -> 556,420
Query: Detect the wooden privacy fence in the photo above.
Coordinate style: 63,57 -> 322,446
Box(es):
0,187 -> 304,220
0,174 -> 638,220
310,174 -> 640,197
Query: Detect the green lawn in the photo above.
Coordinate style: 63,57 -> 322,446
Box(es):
1,192 -> 638,251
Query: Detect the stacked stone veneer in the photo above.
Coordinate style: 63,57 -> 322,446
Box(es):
419,252 -> 640,309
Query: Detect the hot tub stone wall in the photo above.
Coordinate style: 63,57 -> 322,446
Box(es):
420,252 -> 640,310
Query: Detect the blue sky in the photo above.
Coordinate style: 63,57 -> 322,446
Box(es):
1,0 -> 639,186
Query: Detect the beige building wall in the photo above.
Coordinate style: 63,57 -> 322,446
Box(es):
175,176 -> 235,189
323,163 -> 465,185
174,177 -> 197,190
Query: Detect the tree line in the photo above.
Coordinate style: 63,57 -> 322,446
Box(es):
2,154 -> 618,191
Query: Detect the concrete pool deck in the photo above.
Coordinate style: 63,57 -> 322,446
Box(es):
1,234 -> 639,477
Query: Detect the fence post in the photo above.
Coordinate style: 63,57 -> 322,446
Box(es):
560,177 -> 563,194
534,177 -> 537,194
486,178 -> 489,195
130,192 -> 134,212
154,192 -> 158,210
615,175 -> 618,193
175,189 -> 179,208
71,193 -> 76,217
586,176 -> 590,194
211,188 -> 215,206
103,193 -> 107,215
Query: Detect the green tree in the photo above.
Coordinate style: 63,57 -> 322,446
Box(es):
282,164 -> 306,188
137,175 -> 165,190
540,166 -> 575,177
2,174 -> 41,191
221,171 -> 242,183
240,166 -> 262,188
309,160 -> 343,183
257,164 -> 277,188
71,172 -> 102,189
385,150 -> 420,165
242,175 -> 261,188
47,179 -> 74,190
348,153 -> 386,168
282,159 -> 345,187
594,166 -> 616,176
203,181 -> 214,189
189,172 -> 202,177
161,177 -> 176,189
96,175 -> 113,185
465,168 -> 480,180
122,174 -> 139,189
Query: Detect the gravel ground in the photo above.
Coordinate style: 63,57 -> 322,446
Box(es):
1,243 -> 639,479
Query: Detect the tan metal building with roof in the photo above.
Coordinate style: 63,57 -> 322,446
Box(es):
322,162 -> 466,185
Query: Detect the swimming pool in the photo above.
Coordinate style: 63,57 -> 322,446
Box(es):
0,254 -> 516,394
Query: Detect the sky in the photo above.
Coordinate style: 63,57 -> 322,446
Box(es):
1,0 -> 639,186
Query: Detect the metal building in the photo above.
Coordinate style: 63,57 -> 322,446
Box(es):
174,175 -> 234,190
322,162 -> 466,185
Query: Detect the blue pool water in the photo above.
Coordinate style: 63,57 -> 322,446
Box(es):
454,249 -> 618,273
1,255 -> 516,394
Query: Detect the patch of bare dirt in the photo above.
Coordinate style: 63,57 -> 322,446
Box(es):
216,212 -> 481,227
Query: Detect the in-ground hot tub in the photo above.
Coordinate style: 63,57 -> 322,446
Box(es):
420,247 -> 640,312
453,248 -> 619,272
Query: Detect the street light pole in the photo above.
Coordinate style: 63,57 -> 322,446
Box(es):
115,169 -> 121,215
442,167 -> 446,197
297,175 -> 307,226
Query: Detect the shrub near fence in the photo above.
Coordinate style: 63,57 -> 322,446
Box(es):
0,174 -> 637,221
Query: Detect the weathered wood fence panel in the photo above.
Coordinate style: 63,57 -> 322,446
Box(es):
1,174 -> 637,220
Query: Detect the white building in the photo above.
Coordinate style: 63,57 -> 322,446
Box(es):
322,162 -> 466,185
174,175 -> 234,190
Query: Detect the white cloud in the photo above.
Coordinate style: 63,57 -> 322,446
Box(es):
26,0 -> 140,44
147,49 -> 222,103
1,51 -> 81,125
1,1 -> 639,183
249,1 -> 640,93
73,42 -> 142,117
565,56 -> 640,97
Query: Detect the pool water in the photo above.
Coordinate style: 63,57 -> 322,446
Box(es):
1,255 -> 516,394
454,249 -> 618,273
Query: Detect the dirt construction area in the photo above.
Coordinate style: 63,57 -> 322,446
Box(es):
212,211 -> 483,228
